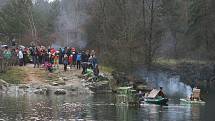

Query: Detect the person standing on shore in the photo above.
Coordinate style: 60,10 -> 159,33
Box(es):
68,54 -> 73,68
23,48 -> 28,66
76,52 -> 81,70
3,46 -> 12,67
72,51 -> 77,67
54,53 -> 59,68
92,55 -> 98,69
63,54 -> 68,71
81,51 -> 88,74
59,48 -> 63,64
3,46 -> 12,60
33,47 -> 40,68
18,48 -> 23,66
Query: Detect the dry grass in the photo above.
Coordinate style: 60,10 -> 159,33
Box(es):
0,67 -> 27,84
0,65 -> 58,84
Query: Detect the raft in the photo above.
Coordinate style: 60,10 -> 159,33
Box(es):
144,97 -> 168,105
142,88 -> 168,105
180,98 -> 206,104
116,87 -> 139,105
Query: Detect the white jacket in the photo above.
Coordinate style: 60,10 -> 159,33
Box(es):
18,50 -> 23,59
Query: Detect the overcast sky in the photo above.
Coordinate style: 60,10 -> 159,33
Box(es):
48,0 -> 60,2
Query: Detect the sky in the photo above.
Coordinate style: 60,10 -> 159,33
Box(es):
48,0 -> 59,3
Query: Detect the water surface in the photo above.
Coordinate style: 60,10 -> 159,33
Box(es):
0,89 -> 214,121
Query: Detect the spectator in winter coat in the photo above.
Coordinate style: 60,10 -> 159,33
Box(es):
92,55 -> 98,69
3,46 -> 12,60
54,53 -> 59,67
81,51 -> 88,62
33,47 -> 40,68
72,52 -> 77,67
18,48 -> 24,66
67,48 -> 72,56
81,51 -> 88,74
68,54 -> 73,68
59,48 -> 63,64
44,52 -> 49,70
23,48 -> 28,66
63,54 -> 68,71
88,56 -> 93,69
76,53 -> 81,70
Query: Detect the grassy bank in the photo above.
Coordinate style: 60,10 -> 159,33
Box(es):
0,66 -> 52,84
0,67 -> 27,84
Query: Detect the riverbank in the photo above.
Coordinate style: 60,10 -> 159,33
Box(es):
0,64 -> 113,95
1,61 -> 214,98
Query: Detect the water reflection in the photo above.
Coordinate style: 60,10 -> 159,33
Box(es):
139,103 -> 204,121
0,91 -> 89,120
0,91 -> 210,121
116,106 -> 134,121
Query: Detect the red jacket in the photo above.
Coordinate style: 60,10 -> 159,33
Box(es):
68,55 -> 73,63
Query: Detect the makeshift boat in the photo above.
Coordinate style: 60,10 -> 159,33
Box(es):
143,87 -> 168,105
144,97 -> 168,105
116,87 -> 139,105
180,88 -> 206,104
180,98 -> 205,104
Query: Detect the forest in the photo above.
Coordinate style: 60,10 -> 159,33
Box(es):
0,0 -> 215,70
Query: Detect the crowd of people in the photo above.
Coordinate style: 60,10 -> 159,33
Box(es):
0,45 -> 99,76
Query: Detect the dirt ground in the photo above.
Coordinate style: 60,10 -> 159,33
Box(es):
19,64 -> 84,88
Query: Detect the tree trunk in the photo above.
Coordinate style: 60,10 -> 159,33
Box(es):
172,31 -> 178,59
147,0 -> 155,70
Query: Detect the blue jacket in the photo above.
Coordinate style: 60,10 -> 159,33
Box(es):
76,54 -> 81,61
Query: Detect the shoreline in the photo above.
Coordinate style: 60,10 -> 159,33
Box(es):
0,64 -> 113,96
